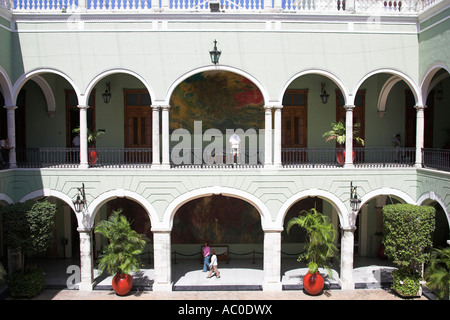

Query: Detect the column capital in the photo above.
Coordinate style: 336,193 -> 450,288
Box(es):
272,105 -> 283,110
4,105 -> 18,111
160,105 -> 171,110
344,104 -> 355,111
77,105 -> 90,110
414,104 -> 426,111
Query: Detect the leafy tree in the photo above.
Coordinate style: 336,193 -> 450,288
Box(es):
1,200 -> 56,268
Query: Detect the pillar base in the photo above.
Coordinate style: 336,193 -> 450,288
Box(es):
262,282 -> 282,292
153,282 -> 173,292
338,279 -> 355,290
78,282 -> 94,291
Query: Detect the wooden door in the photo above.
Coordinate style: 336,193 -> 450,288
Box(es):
282,90 -> 308,148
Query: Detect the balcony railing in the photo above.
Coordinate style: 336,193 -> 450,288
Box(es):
281,147 -> 416,168
422,148 -> 450,172
170,147 -> 264,168
15,147 -> 152,168
7,147 -> 448,171
2,0 -> 442,14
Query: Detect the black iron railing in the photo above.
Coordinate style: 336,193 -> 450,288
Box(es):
422,148 -> 450,172
8,147 -> 450,172
15,147 -> 152,168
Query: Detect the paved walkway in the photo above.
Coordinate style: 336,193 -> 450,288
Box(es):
31,287 -> 428,300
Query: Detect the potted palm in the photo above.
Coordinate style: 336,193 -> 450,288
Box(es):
95,209 -> 148,296
425,247 -> 450,300
322,121 -> 364,165
286,208 -> 338,295
72,127 -> 104,165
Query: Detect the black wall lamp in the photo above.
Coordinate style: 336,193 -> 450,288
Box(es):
102,81 -> 112,104
350,182 -> 361,212
209,39 -> 221,65
73,183 -> 86,213
320,82 -> 329,104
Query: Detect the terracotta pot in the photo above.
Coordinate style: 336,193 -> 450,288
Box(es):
89,149 -> 99,165
377,245 -> 387,260
336,150 -> 355,165
112,274 -> 133,296
303,271 -> 324,295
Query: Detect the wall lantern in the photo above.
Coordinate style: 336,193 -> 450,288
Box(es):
350,182 -> 361,212
320,82 -> 329,104
73,183 -> 86,213
102,81 -> 112,104
209,39 -> 221,65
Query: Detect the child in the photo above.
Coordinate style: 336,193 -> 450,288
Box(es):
207,250 -> 221,278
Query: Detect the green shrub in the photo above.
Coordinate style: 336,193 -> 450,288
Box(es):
392,269 -> 422,297
8,268 -> 46,298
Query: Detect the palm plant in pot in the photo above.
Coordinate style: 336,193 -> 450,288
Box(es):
72,127 -> 104,165
95,209 -> 148,296
286,208 -> 339,295
322,121 -> 364,165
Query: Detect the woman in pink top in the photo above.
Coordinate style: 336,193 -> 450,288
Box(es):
203,242 -> 210,272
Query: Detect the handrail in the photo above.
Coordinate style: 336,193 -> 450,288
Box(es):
3,0 -> 441,14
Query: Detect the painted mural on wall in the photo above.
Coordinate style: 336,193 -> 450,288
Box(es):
170,71 -> 264,133
172,195 -> 263,244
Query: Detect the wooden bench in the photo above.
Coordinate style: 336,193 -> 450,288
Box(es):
201,245 -> 229,264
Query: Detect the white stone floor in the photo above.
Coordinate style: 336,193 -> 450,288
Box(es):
32,256 -> 397,291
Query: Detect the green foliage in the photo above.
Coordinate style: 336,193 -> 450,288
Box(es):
391,269 -> 422,297
383,204 -> 435,274
322,121 -> 365,146
286,208 -> 338,276
1,200 -> 56,256
425,247 -> 450,300
8,267 -> 46,298
95,209 -> 148,275
0,263 -> 6,284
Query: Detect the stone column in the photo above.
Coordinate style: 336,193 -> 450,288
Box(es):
344,105 -> 355,168
273,106 -> 282,167
339,226 -> 355,290
153,230 -> 172,291
151,105 -> 161,166
264,106 -> 273,166
161,105 -> 170,168
263,230 -> 282,291
78,105 -> 89,169
415,105 -> 425,168
4,106 -> 17,168
78,228 -> 94,291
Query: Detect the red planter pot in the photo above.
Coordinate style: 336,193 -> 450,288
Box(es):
88,149 -> 99,165
112,274 -> 133,296
336,150 -> 355,165
303,271 -> 324,296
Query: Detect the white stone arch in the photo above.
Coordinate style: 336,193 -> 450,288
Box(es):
354,68 -> 421,109
163,65 -> 270,106
0,193 -> 14,205
0,66 -> 13,106
162,186 -> 272,231
275,189 -> 348,228
12,68 -> 81,105
417,191 -> 450,230
420,62 -> 450,105
83,68 -> 156,106
19,188 -> 84,229
88,189 -> 159,230
357,187 -> 416,218
280,68 -> 350,104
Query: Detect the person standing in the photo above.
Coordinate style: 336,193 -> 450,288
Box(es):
0,138 -> 13,168
207,250 -> 221,278
203,242 -> 210,272
229,132 -> 241,165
